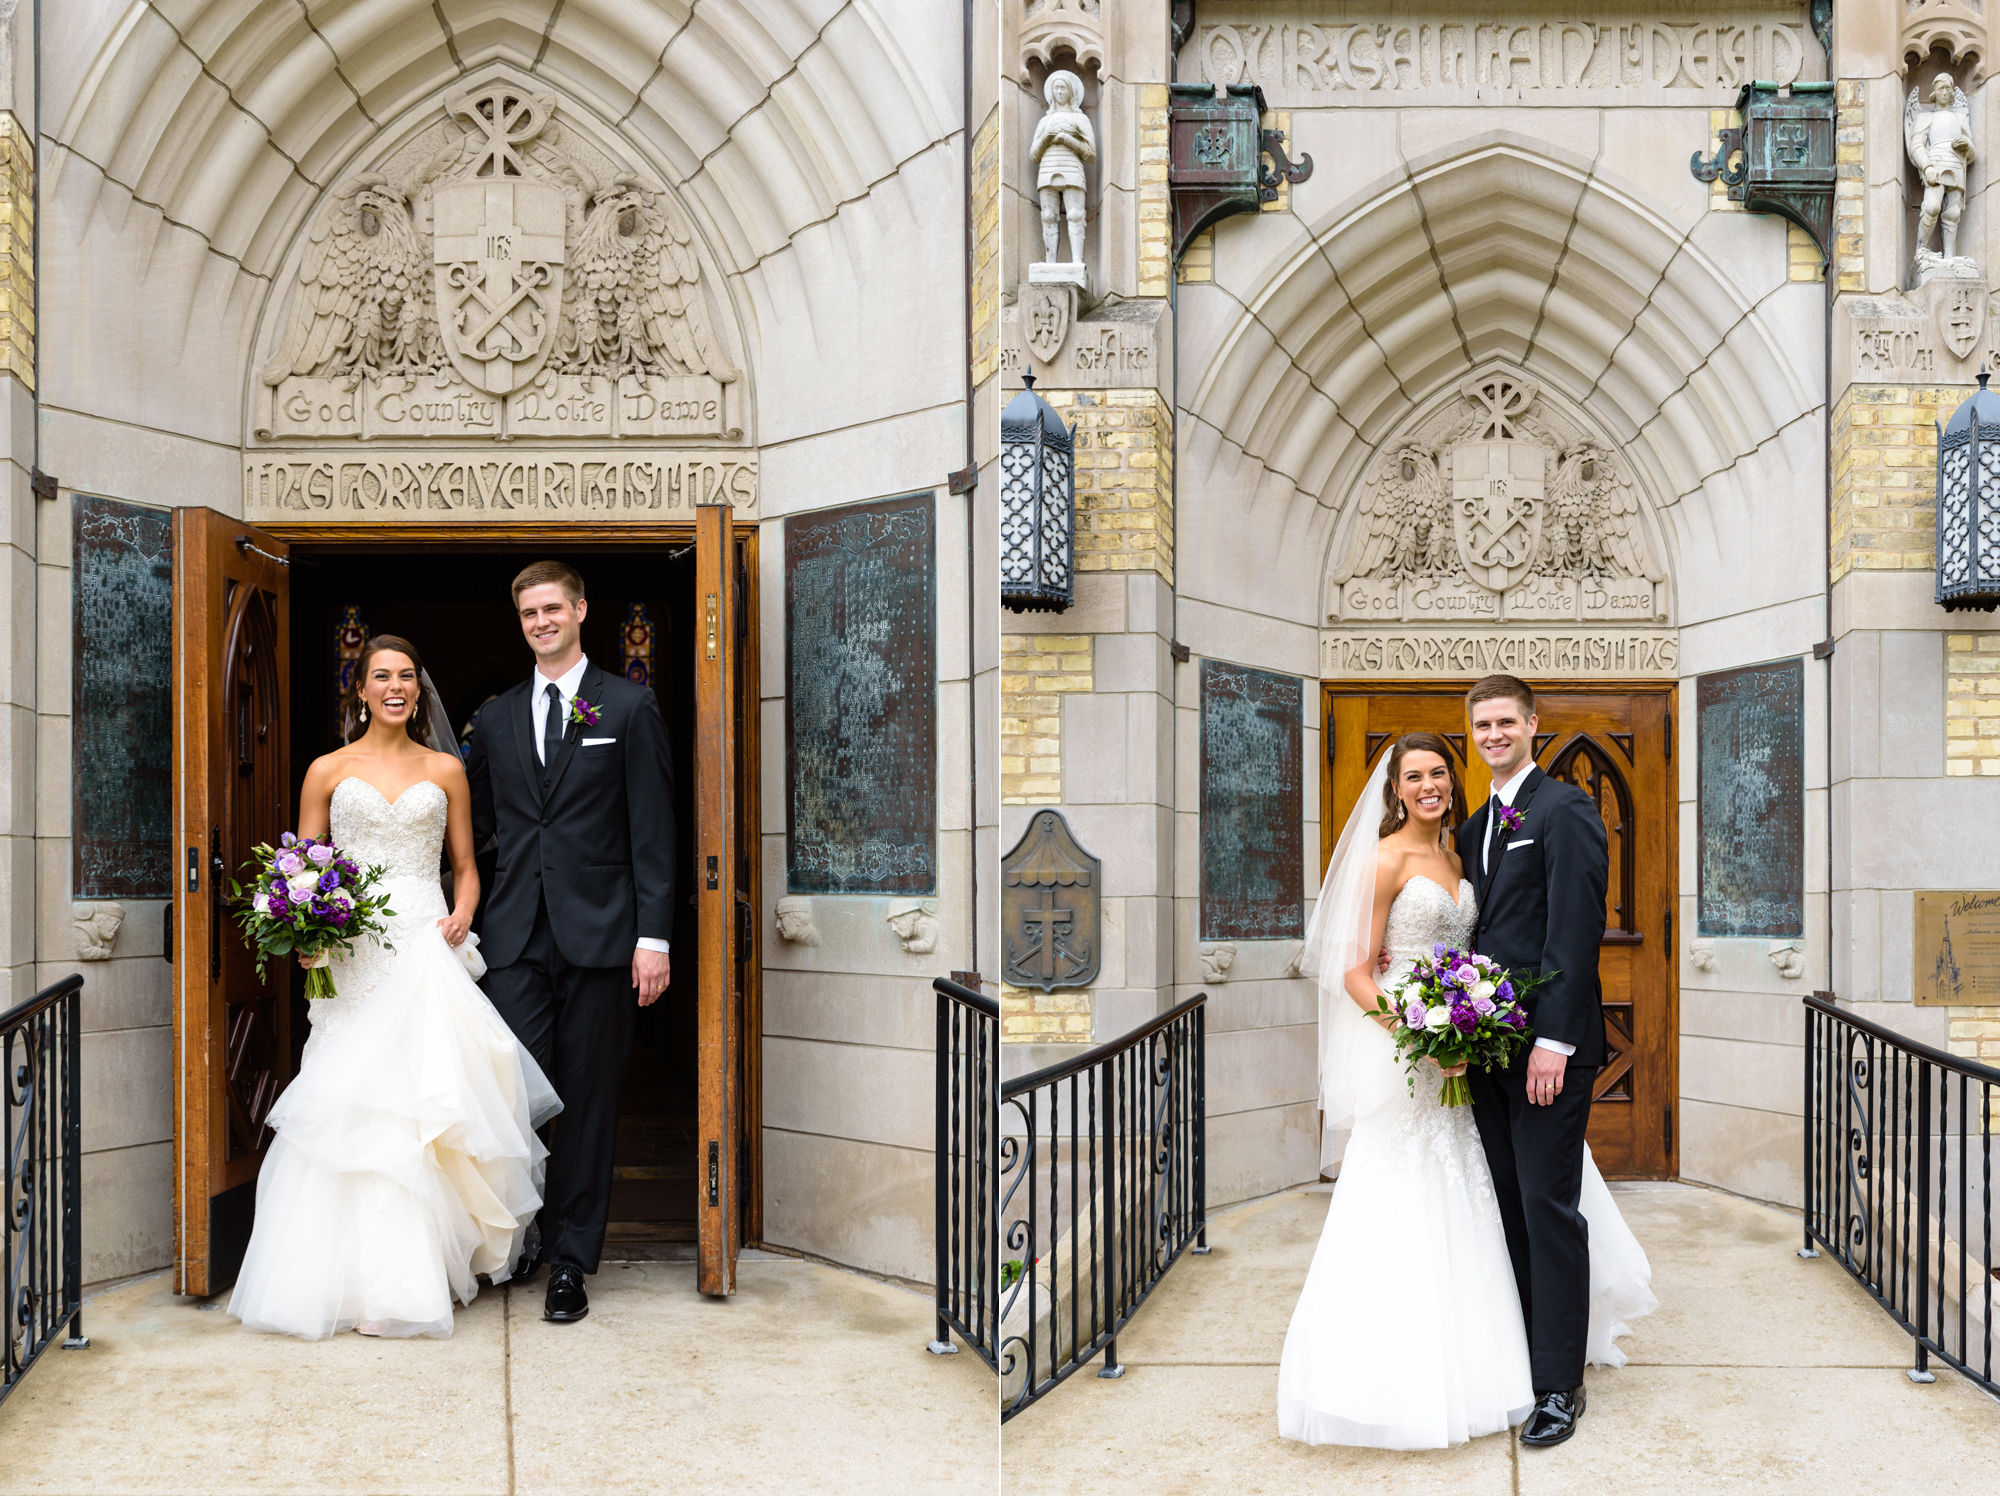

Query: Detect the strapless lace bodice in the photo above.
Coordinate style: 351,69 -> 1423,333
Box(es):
1384,875 -> 1477,972
330,776 -> 447,880
309,778 -> 451,1049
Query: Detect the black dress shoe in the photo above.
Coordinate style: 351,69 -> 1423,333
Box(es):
514,1220 -> 542,1282
1519,1385 -> 1585,1447
544,1264 -> 589,1323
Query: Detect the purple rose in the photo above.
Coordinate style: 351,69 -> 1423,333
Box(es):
1404,999 -> 1425,1028
275,851 -> 304,876
1433,942 -> 1448,959
1471,993 -> 1496,1017
1452,962 -> 1479,987
306,843 -> 335,867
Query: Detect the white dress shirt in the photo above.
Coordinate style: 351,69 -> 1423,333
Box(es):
1483,759 -> 1571,1057
531,657 -> 670,957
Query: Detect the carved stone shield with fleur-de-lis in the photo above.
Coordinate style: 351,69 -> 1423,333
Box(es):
433,178 -> 566,396
1939,279 -> 1987,361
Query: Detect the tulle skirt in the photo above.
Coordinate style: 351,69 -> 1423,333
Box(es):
227,925 -> 561,1340
1276,1051 -> 1656,1448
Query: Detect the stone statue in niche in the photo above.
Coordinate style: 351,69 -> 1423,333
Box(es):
1031,70 -> 1096,290
774,896 -> 821,947
1907,73 -> 1978,284
886,899 -> 941,955
1330,371 -> 1665,625
73,902 -> 125,960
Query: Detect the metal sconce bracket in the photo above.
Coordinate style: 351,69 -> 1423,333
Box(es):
1169,83 -> 1314,261
1691,80 -> 1837,262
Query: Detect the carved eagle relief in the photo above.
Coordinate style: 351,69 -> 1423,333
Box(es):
260,174 -> 437,388
556,173 -> 739,384
1332,443 -> 1454,582
1538,443 -> 1662,581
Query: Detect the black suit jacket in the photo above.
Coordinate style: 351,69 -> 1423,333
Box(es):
466,662 -> 677,970
1456,766 -> 1609,1068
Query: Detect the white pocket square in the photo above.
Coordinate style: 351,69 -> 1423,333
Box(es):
1506,838 -> 1535,849
580,736 -> 618,746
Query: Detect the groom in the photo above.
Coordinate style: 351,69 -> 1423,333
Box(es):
1457,675 -> 1608,1447
467,560 -> 677,1324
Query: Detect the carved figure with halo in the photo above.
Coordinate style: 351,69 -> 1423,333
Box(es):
1032,70 -> 1096,268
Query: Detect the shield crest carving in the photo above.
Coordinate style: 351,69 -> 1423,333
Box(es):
1939,279 -> 1987,361
1024,284 -> 1072,364
433,179 -> 566,396
1450,438 -> 1545,591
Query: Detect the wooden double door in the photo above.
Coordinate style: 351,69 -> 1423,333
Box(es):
1323,682 -> 1678,1178
171,508 -> 757,1296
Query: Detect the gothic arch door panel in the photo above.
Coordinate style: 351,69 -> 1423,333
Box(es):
1323,682 -> 1677,1179
694,503 -> 743,1294
172,511 -> 292,1295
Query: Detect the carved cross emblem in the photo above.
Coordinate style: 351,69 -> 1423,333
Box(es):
449,87 -> 555,179
1449,438 -> 1546,591
1000,810 -> 1101,992
1939,280 -> 1987,361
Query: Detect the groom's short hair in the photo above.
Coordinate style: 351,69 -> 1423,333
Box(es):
512,560 -> 586,605
1466,674 -> 1535,717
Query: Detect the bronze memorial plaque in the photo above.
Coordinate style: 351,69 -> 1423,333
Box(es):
1913,890 -> 2000,1006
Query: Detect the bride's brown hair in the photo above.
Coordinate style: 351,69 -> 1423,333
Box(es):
1378,732 -> 1467,841
343,635 -> 438,746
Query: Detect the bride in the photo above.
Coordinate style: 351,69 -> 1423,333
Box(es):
228,636 -> 561,1339
1276,733 -> 1655,1449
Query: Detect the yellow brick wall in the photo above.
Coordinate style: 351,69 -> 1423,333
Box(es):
1000,983 -> 1093,1042
1944,634 -> 2000,775
1831,384 -> 1958,581
1834,80 -> 1864,292
0,114 -> 34,391
1177,228 -> 1212,283
1041,387 -> 1175,582
1138,84 -> 1170,298
1000,634 -> 1091,804
971,106 -> 999,390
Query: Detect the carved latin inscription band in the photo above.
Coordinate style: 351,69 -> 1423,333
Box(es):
244,452 -> 757,521
1323,628 -> 1680,678
1194,17 -> 1814,104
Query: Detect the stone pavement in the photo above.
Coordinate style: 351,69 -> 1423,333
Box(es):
1000,1182 -> 2000,1495
0,1252 -> 993,1495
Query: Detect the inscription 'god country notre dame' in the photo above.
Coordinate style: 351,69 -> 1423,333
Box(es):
1193,15 -> 1815,104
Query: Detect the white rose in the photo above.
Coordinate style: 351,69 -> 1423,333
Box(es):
1423,1004 -> 1452,1031
287,870 -> 321,899
252,893 -> 271,915
1473,981 -> 1496,1002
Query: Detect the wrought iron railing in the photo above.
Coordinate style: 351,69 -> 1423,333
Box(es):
929,977 -> 998,1368
1804,992 -> 1995,1395
2,975 -> 86,1407
1000,994 -> 1206,1420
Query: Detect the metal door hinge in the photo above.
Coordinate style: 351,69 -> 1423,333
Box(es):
163,902 -> 173,964
704,593 -> 719,659
1664,1104 -> 1674,1152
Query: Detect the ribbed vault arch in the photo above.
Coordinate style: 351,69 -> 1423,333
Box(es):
44,0 -> 956,447
1176,134 -> 1822,629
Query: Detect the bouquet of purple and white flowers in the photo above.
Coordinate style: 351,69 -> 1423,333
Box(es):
229,833 -> 395,999
1374,945 -> 1549,1106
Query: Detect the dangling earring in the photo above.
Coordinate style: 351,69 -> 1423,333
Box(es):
359,703 -> 368,724
1396,801 -> 1408,822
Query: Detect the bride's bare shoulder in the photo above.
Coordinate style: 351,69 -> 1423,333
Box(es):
301,747 -> 359,793
423,748 -> 468,788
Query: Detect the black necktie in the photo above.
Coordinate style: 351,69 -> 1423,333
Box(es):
542,682 -> 563,781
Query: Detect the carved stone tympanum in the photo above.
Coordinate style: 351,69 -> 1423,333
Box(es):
255,82 -> 739,444
1329,370 -> 1666,626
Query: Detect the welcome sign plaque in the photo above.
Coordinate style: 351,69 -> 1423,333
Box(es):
1913,890 -> 2000,1007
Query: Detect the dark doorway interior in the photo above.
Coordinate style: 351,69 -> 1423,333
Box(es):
286,546 -> 699,1248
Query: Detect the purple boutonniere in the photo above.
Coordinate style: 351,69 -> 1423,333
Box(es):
568,697 -> 601,728
1497,805 -> 1526,834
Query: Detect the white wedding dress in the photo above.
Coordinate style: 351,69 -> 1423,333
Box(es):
1276,874 -> 1658,1449
228,778 -> 562,1339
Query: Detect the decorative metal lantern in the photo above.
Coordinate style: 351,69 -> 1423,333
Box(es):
1936,369 -> 2000,612
1001,374 -> 1075,613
